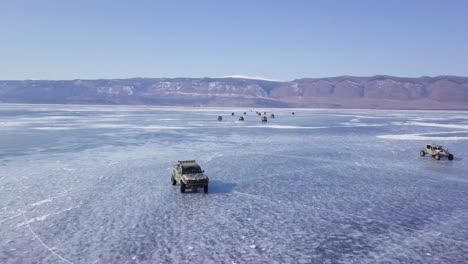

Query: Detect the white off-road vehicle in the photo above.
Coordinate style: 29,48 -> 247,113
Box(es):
420,144 -> 454,160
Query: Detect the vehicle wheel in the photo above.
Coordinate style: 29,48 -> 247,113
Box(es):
171,177 -> 176,185
180,181 -> 186,193
204,185 -> 209,193
448,154 -> 454,161
435,154 -> 441,160
420,150 -> 426,157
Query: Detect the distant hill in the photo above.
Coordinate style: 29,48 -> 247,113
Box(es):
1,76 -> 468,109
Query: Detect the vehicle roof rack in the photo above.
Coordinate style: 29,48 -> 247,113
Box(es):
178,160 -> 196,164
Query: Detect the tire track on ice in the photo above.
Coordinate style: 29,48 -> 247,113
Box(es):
18,179 -> 75,264
20,211 -> 74,264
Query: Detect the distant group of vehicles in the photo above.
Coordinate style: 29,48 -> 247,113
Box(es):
217,110 -> 293,123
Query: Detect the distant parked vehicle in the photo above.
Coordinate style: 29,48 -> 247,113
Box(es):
420,144 -> 454,160
231,112 -> 235,116
292,112 -> 295,115
264,112 -> 267,115
270,114 -> 275,118
243,112 -> 247,115
239,116 -> 245,121
171,160 -> 209,193
261,116 -> 268,122
218,116 -> 222,121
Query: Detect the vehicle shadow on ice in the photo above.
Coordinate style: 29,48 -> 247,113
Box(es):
208,180 -> 236,194
174,181 -> 236,194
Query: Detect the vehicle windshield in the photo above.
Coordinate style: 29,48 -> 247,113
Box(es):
183,166 -> 202,174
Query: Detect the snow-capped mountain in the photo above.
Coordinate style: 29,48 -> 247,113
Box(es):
0,76 -> 467,109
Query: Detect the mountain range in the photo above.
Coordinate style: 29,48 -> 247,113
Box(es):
1,75 -> 468,110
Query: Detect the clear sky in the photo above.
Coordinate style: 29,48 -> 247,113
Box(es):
1,0 -> 467,80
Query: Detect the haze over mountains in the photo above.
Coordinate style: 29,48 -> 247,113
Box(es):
1,76 -> 467,110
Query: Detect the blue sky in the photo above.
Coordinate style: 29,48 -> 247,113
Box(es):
1,0 -> 467,80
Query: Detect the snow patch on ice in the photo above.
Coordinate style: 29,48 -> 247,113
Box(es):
393,122 -> 468,130
339,122 -> 386,127
17,214 -> 52,227
17,207 -> 78,227
30,198 -> 53,207
242,125 -> 327,129
377,131 -> 468,141
32,126 -> 77,130
136,125 -> 191,131
86,124 -> 132,129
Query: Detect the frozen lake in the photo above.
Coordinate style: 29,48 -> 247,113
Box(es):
1,104 -> 467,264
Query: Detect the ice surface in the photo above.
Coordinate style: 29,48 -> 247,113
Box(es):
1,104 -> 468,263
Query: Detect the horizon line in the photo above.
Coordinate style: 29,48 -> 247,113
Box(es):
0,74 -> 466,82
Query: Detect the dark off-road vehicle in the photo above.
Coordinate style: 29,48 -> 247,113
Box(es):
171,160 -> 209,193
261,116 -> 268,122
239,116 -> 245,121
420,144 -> 454,160
217,116 -> 222,121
